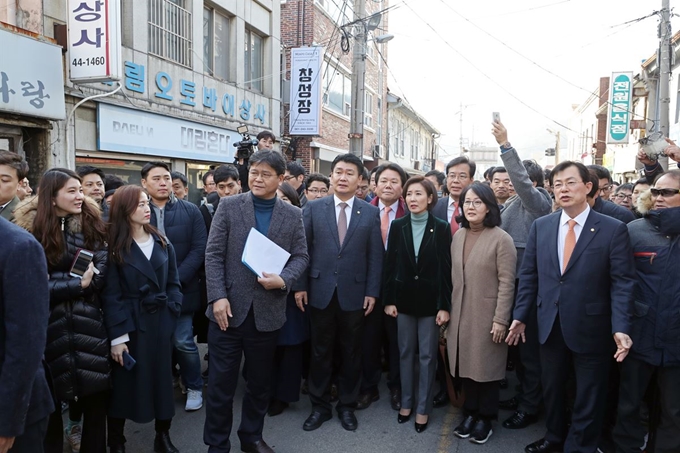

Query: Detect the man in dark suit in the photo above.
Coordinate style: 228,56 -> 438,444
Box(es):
0,217 -> 54,453
204,150 -> 309,453
432,156 -> 476,233
0,151 -> 29,222
507,161 -> 636,453
295,153 -> 384,432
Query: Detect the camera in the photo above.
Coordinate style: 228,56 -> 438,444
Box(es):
233,125 -> 259,160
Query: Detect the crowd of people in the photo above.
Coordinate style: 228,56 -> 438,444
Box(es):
1,121 -> 679,453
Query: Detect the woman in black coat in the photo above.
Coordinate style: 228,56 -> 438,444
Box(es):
382,177 -> 452,433
14,168 -> 110,453
101,185 -> 182,453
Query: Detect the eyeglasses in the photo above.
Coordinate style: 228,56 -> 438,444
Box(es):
283,175 -> 297,181
447,173 -> 469,181
463,200 -> 484,208
552,180 -> 582,191
650,188 -> 680,197
249,170 -> 276,180
599,185 -> 611,194
307,188 -> 328,195
615,193 -> 633,200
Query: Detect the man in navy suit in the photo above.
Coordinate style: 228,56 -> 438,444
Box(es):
295,153 -> 384,432
432,156 -> 476,233
0,217 -> 54,453
507,161 -> 636,453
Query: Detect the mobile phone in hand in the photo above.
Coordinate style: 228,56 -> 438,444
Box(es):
70,249 -> 94,278
122,351 -> 136,370
492,112 -> 501,124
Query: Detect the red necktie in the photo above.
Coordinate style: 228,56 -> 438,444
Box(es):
450,201 -> 459,235
563,219 -> 576,272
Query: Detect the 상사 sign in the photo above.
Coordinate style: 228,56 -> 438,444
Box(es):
289,47 -> 323,135
606,72 -> 633,144
68,0 -> 122,83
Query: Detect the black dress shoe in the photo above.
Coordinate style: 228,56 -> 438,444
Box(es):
433,390 -> 449,408
154,432 -> 179,453
503,411 -> 539,429
303,411 -> 332,431
267,399 -> 289,417
499,378 -> 508,389
338,411 -> 358,431
397,413 -> 411,424
415,421 -> 428,433
110,446 -> 126,453
499,396 -> 519,411
241,439 -> 275,453
469,419 -> 493,444
453,415 -> 477,439
390,388 -> 401,411
524,438 -> 564,453
356,389 -> 380,410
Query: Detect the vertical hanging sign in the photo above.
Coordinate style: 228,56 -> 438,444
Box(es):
606,72 -> 633,144
68,0 -> 122,83
289,47 -> 323,135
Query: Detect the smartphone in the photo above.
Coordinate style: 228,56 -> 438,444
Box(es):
492,112 -> 501,124
122,351 -> 136,371
70,249 -> 94,278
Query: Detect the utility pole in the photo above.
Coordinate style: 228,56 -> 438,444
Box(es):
349,0 -> 367,159
555,130 -> 561,165
459,101 -> 464,155
659,0 -> 672,170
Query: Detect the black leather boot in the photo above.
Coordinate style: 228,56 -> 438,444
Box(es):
154,431 -> 179,453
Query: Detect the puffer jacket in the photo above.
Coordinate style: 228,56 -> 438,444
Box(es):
627,191 -> 680,367
13,196 -> 111,401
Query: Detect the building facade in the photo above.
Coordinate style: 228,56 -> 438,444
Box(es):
281,0 -> 389,174
3,0 -> 281,204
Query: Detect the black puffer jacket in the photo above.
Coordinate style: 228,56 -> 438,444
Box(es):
14,196 -> 111,401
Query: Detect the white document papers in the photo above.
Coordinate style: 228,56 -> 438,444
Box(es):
241,227 -> 291,278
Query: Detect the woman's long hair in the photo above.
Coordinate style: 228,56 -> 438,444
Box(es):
33,168 -> 107,266
108,185 -> 166,264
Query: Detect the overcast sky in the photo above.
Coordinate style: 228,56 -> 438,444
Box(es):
386,0 -> 670,162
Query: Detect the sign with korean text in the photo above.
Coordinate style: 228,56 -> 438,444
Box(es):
98,103 -> 241,162
606,72 -> 633,144
289,47 -> 323,135
68,0 -> 122,83
0,28 -> 65,120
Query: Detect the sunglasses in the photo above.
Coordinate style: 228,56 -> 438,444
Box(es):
650,188 -> 680,197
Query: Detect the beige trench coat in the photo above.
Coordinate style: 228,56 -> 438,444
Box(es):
446,226 -> 517,382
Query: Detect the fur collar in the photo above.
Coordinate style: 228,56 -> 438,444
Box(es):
13,195 -> 102,233
635,188 -> 654,215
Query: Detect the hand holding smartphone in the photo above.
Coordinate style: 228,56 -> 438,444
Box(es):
492,112 -> 501,124
70,249 -> 94,278
122,351 -> 136,370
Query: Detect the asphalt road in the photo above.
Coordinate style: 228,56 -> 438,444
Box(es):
64,345 -> 545,452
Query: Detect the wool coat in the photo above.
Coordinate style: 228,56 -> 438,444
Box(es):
446,226 -> 516,382
100,236 -> 183,423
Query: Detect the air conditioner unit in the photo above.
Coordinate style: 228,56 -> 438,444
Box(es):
343,102 -> 351,116
413,160 -> 421,170
373,144 -> 384,158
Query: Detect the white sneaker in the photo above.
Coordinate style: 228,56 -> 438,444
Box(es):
65,424 -> 82,453
185,389 -> 203,411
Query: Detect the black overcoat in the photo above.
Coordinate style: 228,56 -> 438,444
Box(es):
101,236 -> 183,423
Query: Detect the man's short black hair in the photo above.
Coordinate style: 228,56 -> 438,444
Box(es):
456,182 -> 502,228
375,163 -> 407,186
587,164 -> 612,184
249,150 -> 287,175
369,166 -> 381,177
550,161 -> 591,187
446,156 -> 476,179
171,171 -> 188,187
202,170 -> 215,185
615,183 -> 634,194
286,161 -> 306,178
543,168 -> 552,181
586,170 -> 600,198
483,167 -> 495,181
256,130 -> 276,142
77,165 -> 106,182
306,172 -> 330,189
0,150 -> 28,180
104,174 -> 125,192
214,164 -> 240,184
424,170 -> 445,187
360,168 -> 370,182
331,153 -> 364,175
489,166 -> 507,181
523,160 -> 545,188
632,178 -> 650,190
141,161 -> 171,179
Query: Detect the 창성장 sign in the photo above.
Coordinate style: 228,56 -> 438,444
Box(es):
68,0 -> 122,83
0,27 -> 66,120
606,72 -> 633,144
98,103 -> 242,162
289,47 -> 324,135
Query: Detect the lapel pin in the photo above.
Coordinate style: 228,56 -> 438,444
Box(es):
430,229 -> 434,232
357,211 -> 360,214
591,228 -> 595,232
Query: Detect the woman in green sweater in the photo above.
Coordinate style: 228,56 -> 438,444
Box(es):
382,176 -> 452,433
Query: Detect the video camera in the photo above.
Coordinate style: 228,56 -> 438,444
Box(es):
233,125 -> 259,160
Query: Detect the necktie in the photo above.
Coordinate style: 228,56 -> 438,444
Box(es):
338,202 -> 348,246
381,205 -> 392,246
450,201 -> 459,235
562,219 -> 577,273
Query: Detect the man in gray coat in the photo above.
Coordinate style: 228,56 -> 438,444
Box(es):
203,150 -> 309,453
295,153 -> 384,432
492,121 -> 553,431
